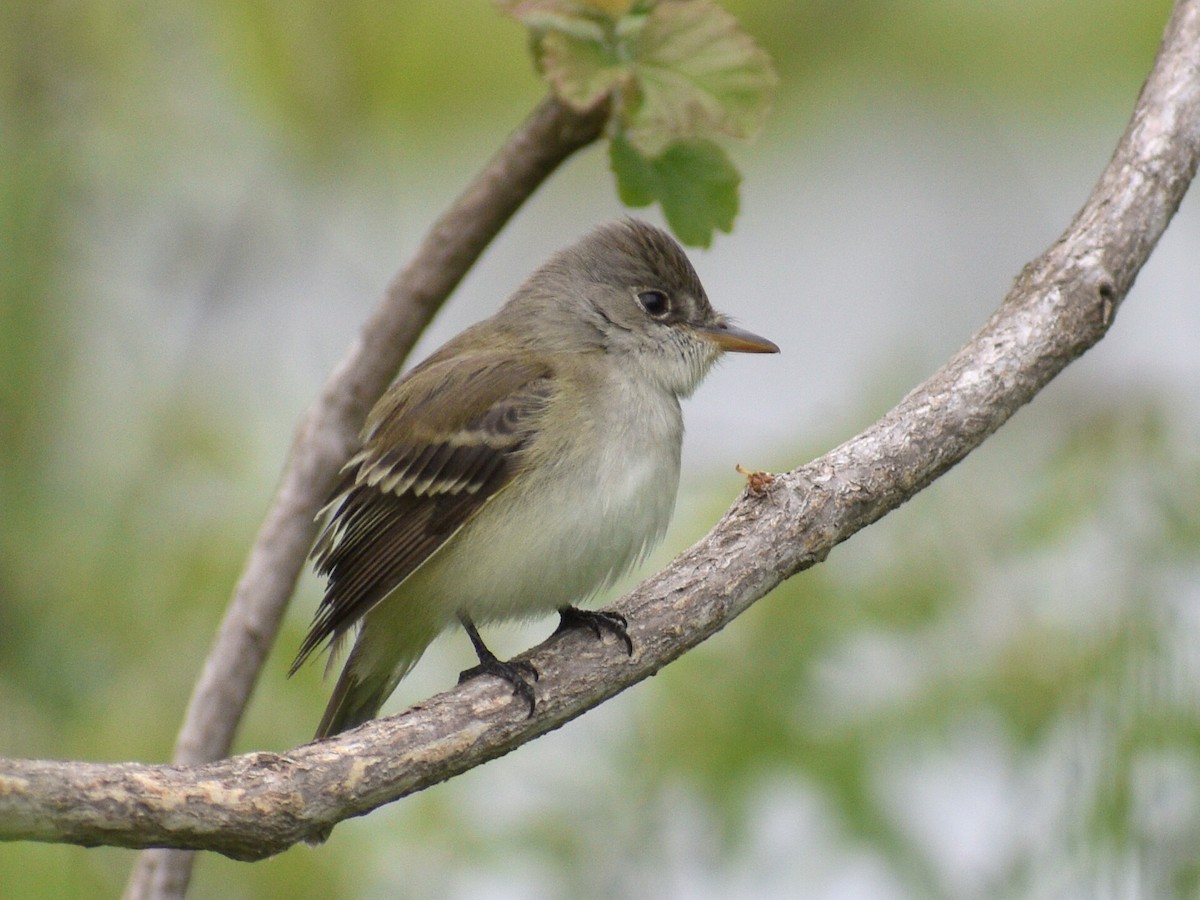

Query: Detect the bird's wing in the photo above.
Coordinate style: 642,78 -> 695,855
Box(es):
290,351 -> 556,673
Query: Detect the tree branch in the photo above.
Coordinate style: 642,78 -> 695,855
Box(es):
121,93 -> 609,899
3,0 -> 1196,874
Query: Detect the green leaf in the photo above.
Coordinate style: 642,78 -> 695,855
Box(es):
498,0 -> 631,110
500,0 -> 776,152
610,134 -> 739,247
504,0 -> 769,243
539,29 -> 627,110
501,5 -> 609,43
625,0 -> 777,153
610,130 -> 657,206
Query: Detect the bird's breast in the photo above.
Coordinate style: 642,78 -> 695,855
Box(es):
436,375 -> 684,622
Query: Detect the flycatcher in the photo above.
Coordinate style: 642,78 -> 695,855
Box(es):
293,219 -> 778,738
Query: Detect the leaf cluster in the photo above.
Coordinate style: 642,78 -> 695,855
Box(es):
499,0 -> 778,245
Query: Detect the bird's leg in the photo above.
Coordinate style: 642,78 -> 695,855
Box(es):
457,613 -> 539,716
554,606 -> 634,656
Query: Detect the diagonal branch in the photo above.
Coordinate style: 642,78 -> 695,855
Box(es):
121,94 -> 609,899
4,0 -> 1198,865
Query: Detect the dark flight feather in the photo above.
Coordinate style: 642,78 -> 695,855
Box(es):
290,352 -> 555,674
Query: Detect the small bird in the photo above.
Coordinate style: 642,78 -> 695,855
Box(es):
293,219 -> 778,738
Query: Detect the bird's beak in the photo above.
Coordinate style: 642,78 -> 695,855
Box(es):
696,321 -> 780,354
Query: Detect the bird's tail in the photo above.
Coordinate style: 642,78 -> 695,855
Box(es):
314,620 -> 437,739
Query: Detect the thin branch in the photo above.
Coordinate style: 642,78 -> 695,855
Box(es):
4,0 -> 1198,864
121,94 -> 609,899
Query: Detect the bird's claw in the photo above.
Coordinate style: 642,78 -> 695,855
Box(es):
459,657 -> 539,717
555,606 -> 634,656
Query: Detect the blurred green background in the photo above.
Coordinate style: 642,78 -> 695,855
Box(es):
3,0 -> 1199,897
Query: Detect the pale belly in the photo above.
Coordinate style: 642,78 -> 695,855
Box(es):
396,389 -> 683,625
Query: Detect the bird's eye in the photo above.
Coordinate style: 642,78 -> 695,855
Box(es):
637,290 -> 670,318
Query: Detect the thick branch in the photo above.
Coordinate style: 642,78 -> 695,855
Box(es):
4,0 -> 1197,870
123,94 -> 608,898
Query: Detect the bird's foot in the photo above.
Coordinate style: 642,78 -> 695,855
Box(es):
458,655 -> 539,716
555,606 -> 634,656
458,612 -> 539,716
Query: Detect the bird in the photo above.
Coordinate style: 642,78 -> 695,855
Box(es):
292,218 -> 778,738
